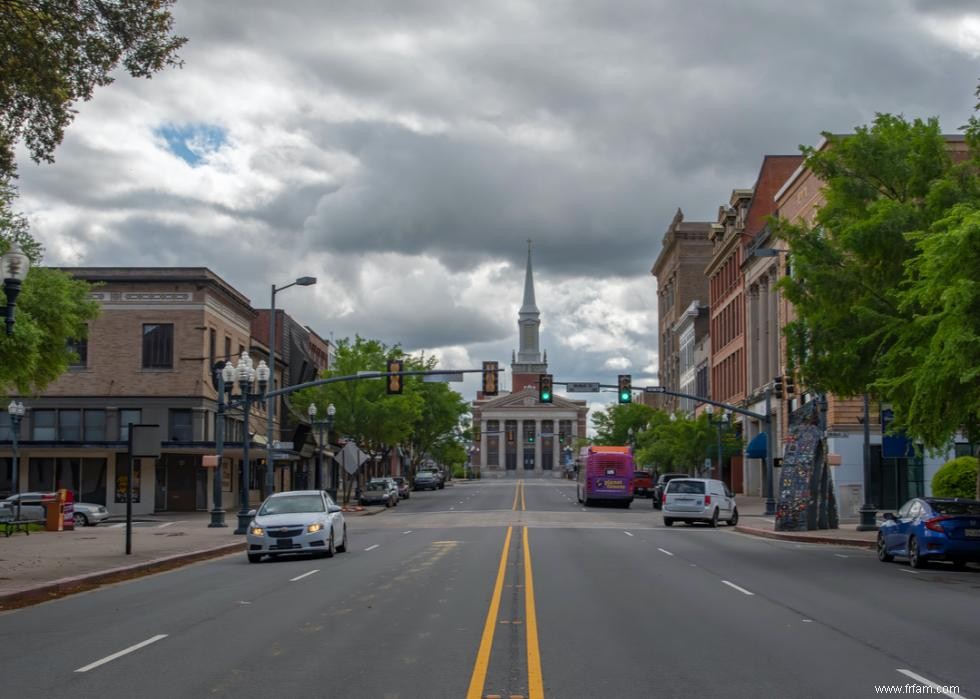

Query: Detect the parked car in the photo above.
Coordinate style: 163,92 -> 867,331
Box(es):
413,470 -> 439,491
1,492 -> 110,527
360,480 -> 397,507
662,478 -> 738,527
633,470 -> 654,498
877,497 -> 980,569
392,476 -> 410,500
652,473 -> 691,509
246,490 -> 347,563
429,469 -> 446,489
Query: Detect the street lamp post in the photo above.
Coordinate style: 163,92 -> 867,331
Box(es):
209,361 -> 236,528
233,352 -> 270,535
6,400 -> 25,519
308,403 -> 325,491
857,392 -> 878,531
764,388 -> 776,516
264,275 -> 316,500
705,405 -> 726,480
326,403 -> 336,500
2,244 -> 30,336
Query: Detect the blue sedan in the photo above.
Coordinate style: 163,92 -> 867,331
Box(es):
878,498 -> 980,569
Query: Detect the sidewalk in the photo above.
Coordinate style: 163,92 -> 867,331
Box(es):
0,507 -> 384,611
734,496 -> 876,549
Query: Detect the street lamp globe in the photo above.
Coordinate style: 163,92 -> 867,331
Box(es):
1,244 -> 30,282
327,403 -> 336,418
7,399 -> 25,417
255,360 -> 270,385
221,361 -> 235,385
308,403 -> 317,419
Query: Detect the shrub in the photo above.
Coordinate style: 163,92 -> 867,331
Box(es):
931,456 -> 979,498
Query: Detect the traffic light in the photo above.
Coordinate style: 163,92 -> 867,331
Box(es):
527,433 -> 535,444
785,375 -> 796,396
539,374 -> 553,403
386,359 -> 403,394
773,375 -> 784,399
482,361 -> 499,396
618,374 -> 632,404
558,431 -> 565,443
506,428 -> 514,444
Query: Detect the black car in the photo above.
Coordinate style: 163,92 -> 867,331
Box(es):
652,473 -> 691,509
413,471 -> 439,491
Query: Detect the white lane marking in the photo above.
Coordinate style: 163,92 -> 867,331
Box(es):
900,568 -> 920,575
290,569 -> 319,582
365,544 -> 379,551
896,669 -> 967,699
75,635 -> 168,673
657,548 -> 674,556
402,530 -> 413,535
157,522 -> 176,529
109,523 -> 125,529
721,580 -> 755,596
450,507 -> 455,511
623,531 -> 634,537
834,554 -> 848,559
802,619 -> 813,623
581,508 -> 587,512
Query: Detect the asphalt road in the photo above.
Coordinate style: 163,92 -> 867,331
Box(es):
1,477 -> 978,698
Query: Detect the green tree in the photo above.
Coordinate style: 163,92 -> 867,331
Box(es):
401,353 -> 470,477
1,185 -> 99,394
0,0 -> 187,180
591,402 -> 655,446
635,411 -> 741,476
776,88 -> 980,496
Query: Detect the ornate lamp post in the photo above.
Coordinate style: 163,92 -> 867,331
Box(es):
2,244 -> 30,336
6,400 -> 25,519
705,405 -> 729,480
326,403 -> 337,499
308,403 -> 326,491
209,361 -> 236,528
232,352 -> 270,535
264,276 -> 316,500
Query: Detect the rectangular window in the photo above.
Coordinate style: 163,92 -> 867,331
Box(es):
32,410 -> 56,441
119,409 -> 141,441
58,410 -> 81,441
0,412 -> 10,441
142,323 -> 174,369
80,458 -> 107,505
0,457 -> 11,497
209,328 -> 217,370
84,410 -> 106,441
29,457 -> 55,491
169,409 -> 194,442
224,336 -> 231,360
67,338 -> 88,367
487,436 -> 499,466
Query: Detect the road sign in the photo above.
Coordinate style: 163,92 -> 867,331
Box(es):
644,386 -> 666,393
424,372 -> 464,382
566,382 -> 600,393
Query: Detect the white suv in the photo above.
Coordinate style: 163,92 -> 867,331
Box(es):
662,478 -> 738,527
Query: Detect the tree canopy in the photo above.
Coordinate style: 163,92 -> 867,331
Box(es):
0,0 -> 186,180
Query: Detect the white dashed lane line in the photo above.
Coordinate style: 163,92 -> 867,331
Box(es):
896,669 -> 967,699
657,548 -> 674,556
623,531 -> 634,537
402,530 -> 413,535
364,544 -> 379,552
75,635 -> 168,673
721,580 -> 755,596
290,569 -> 319,582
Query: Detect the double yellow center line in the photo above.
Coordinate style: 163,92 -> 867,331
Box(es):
467,480 -> 543,699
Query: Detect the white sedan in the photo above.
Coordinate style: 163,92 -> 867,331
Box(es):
246,490 -> 347,563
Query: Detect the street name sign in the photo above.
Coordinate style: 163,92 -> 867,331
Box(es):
424,372 -> 464,382
566,382 -> 600,393
644,386 -> 666,393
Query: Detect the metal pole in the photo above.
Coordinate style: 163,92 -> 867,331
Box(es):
327,413 -> 336,501
715,420 -> 722,480
764,389 -> 776,516
11,412 -> 20,520
316,421 -> 324,490
209,368 -> 227,528
235,393 -> 252,535
857,392 -> 877,530
265,286 -> 276,501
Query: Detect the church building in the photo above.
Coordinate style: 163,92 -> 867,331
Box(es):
471,244 -> 589,476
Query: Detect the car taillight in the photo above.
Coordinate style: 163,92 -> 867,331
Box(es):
662,493 -> 667,505
924,516 -> 949,532
704,495 -> 712,505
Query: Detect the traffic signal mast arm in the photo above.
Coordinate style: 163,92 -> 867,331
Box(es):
265,367 -> 500,399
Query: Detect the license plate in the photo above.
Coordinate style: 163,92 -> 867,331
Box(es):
965,529 -> 980,538
276,538 -> 293,549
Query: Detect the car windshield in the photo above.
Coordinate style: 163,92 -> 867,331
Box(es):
667,480 -> 705,494
258,495 -> 324,515
367,482 -> 385,491
930,501 -> 980,516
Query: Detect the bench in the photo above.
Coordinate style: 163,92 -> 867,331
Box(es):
0,517 -> 46,537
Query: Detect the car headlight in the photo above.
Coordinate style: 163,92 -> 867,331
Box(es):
307,523 -> 323,534
250,526 -> 264,536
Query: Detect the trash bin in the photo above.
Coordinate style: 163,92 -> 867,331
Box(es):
61,488 -> 75,531
43,491 -> 65,532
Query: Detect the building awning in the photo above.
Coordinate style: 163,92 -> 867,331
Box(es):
745,432 -> 767,459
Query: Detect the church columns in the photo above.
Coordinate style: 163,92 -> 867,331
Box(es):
480,419 -> 488,472
534,419 -> 543,472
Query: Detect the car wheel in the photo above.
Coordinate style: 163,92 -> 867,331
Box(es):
708,509 -> 719,528
908,535 -> 927,569
73,512 -> 89,527
727,508 -> 739,527
876,533 -> 894,562
325,531 -> 335,558
247,553 -> 262,564
336,525 -> 348,553
384,500 -> 390,508
664,518 -> 674,527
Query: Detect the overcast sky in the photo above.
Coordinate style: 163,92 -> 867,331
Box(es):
13,0 -> 980,408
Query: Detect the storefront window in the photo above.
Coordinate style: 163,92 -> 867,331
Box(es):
84,410 -> 106,441
59,410 -> 81,441
29,457 -> 55,491
119,409 -> 141,441
0,458 -> 12,497
32,411 -> 56,441
80,458 -> 107,505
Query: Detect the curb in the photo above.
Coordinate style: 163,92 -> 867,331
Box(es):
0,541 -> 246,612
733,525 -> 876,549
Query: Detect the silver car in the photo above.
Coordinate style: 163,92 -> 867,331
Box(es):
1,492 -> 110,527
246,490 -> 347,563
662,478 -> 738,527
